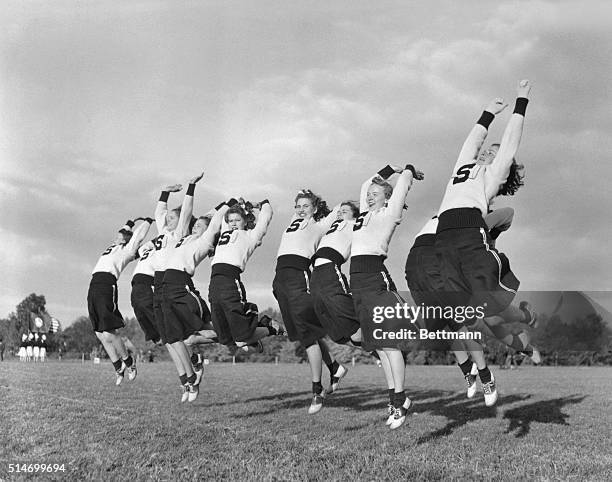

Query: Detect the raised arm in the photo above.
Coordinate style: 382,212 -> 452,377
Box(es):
488,81 -> 531,184
250,200 -> 273,245
125,218 -> 153,255
454,98 -> 508,170
155,184 -> 182,231
386,165 -> 424,222
319,203 -> 341,231
194,202 -> 231,261
177,172 -> 204,237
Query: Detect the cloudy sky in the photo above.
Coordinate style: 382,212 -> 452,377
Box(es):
2,0 -> 611,324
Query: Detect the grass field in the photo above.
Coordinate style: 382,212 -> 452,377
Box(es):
1,361 -> 611,481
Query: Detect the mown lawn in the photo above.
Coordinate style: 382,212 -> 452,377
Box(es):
1,361 -> 611,481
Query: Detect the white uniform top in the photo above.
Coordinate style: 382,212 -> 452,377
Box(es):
276,205 -> 339,259
132,239 -> 158,277
314,218 -> 355,266
437,112 -> 526,216
351,171 -> 414,257
415,217 -> 439,238
151,190 -> 194,272
165,206 -> 228,276
211,203 -> 273,272
91,221 -> 152,279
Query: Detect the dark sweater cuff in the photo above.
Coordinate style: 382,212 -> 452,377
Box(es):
377,165 -> 395,180
477,111 -> 495,129
186,183 -> 196,196
404,164 -> 417,177
513,97 -> 529,116
126,220 -> 135,228
214,202 -> 226,211
159,191 -> 170,203
260,199 -> 270,206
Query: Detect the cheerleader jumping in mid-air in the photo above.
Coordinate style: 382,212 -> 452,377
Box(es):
87,217 -> 152,385
131,236 -> 162,346
310,200 -> 382,408
208,199 -> 284,355
161,189 -> 232,402
147,172 -> 206,400
273,190 -> 347,414
349,164 -> 424,429
433,80 -> 532,406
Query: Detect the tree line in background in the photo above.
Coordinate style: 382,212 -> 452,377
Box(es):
2,293 -> 611,366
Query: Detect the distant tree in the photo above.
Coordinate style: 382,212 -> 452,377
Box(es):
16,293 -> 47,333
118,317 -> 146,352
58,316 -> 100,354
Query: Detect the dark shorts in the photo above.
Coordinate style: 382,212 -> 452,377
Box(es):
130,274 -> 160,342
153,271 -> 165,332
160,269 -> 211,344
209,268 -> 260,346
405,236 -> 462,332
273,266 -> 325,347
310,262 -> 360,343
87,272 -> 125,333
435,208 -> 520,317
350,256 -> 411,352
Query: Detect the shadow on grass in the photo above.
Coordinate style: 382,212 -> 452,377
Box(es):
415,392 -> 531,443
232,385 -> 588,443
234,386 -> 467,420
211,390 -> 313,407
503,394 -> 587,438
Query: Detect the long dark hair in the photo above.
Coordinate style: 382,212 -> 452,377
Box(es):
294,189 -> 330,221
497,160 -> 525,196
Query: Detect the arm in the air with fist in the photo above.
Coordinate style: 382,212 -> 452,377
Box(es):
155,184 -> 182,232
455,97 -> 508,171
125,217 -> 154,255
387,165 -> 424,222
177,171 -> 204,237
489,80 -> 532,183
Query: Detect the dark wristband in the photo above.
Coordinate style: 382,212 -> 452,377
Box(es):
377,165 -> 395,180
259,199 -> 270,206
404,164 -> 417,177
159,191 -> 169,203
186,183 -> 196,196
145,217 -> 154,224
214,202 -> 226,210
513,97 -> 529,116
126,220 -> 135,228
477,111 -> 495,129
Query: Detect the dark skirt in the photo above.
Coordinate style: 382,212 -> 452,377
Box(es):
310,262 -> 360,343
87,272 -> 125,333
160,269 -> 211,344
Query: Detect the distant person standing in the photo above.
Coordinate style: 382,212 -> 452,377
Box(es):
33,334 -> 40,363
18,335 -> 27,361
0,337 -> 4,361
40,335 -> 47,362
26,334 -> 34,362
